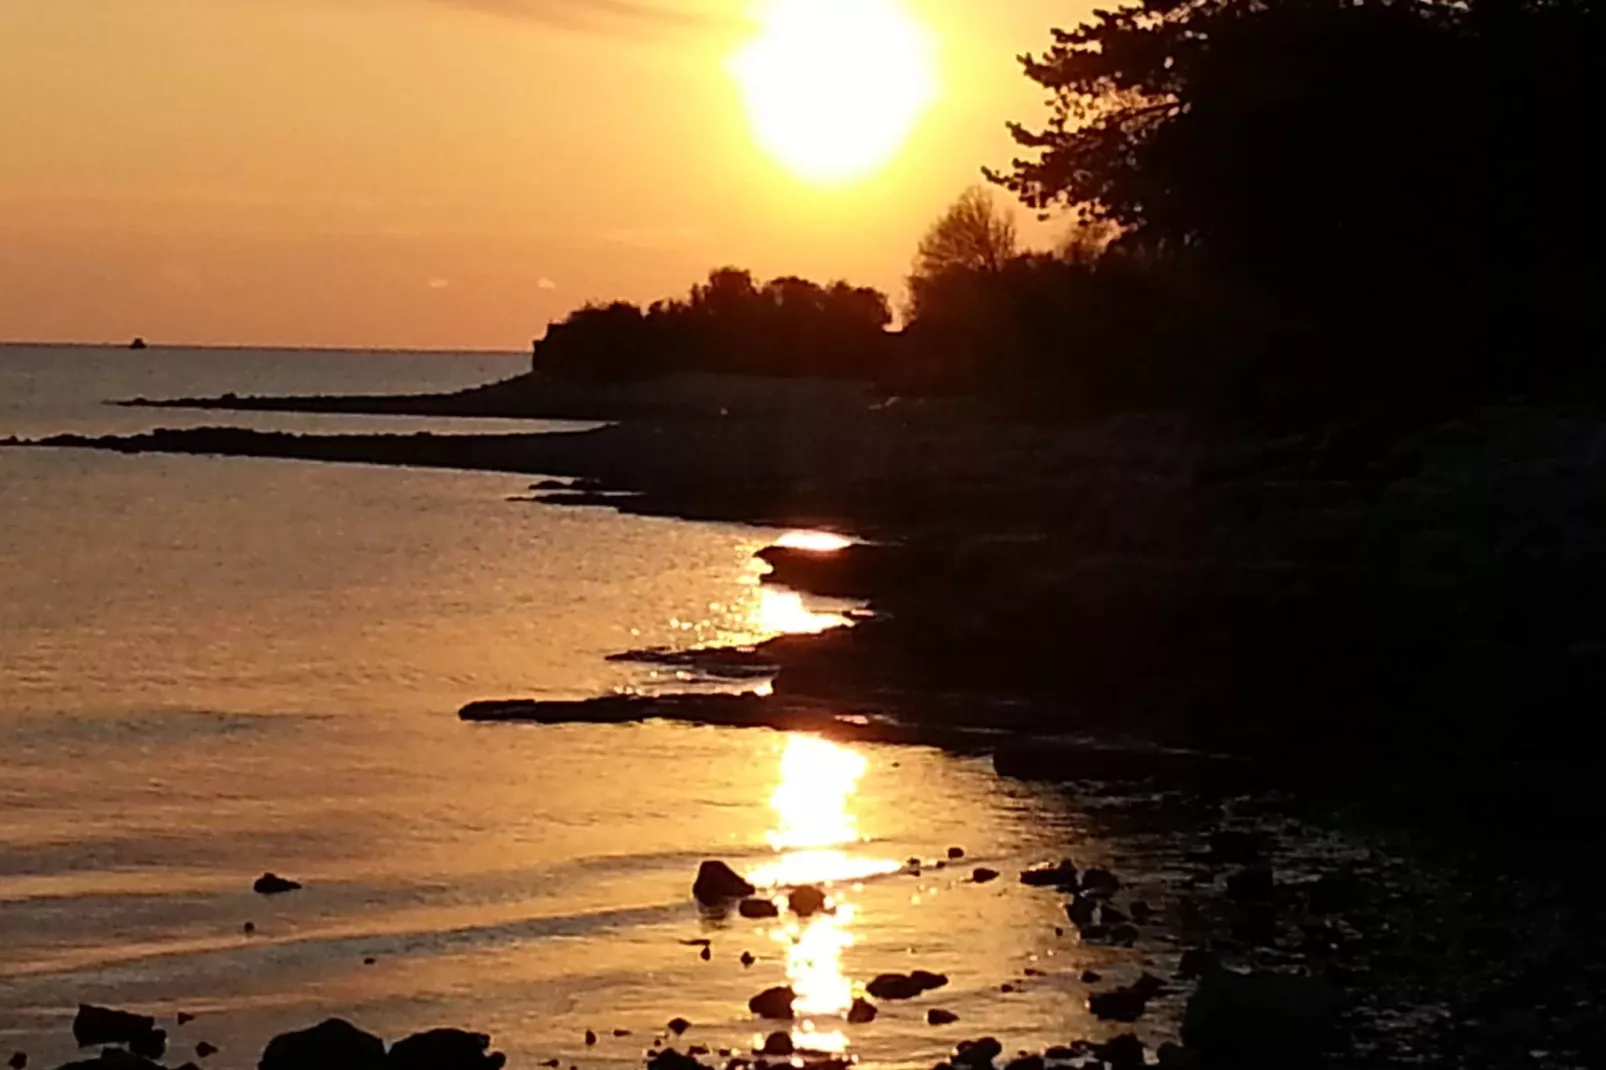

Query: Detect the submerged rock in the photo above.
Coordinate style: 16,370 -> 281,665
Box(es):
389,1028 -> 505,1070
252,873 -> 302,895
259,1018 -> 386,1070
694,862 -> 756,904
72,1007 -> 158,1049
748,987 -> 797,1020
1181,968 -> 1340,1067
788,886 -> 827,917
866,971 -> 948,1000
739,898 -> 779,919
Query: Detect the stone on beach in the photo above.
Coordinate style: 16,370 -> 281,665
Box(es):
953,1037 -> 1002,1068
748,987 -> 797,1020
668,1019 -> 691,1037
388,1028 -> 506,1070
758,1034 -> 793,1057
6,1055 -> 21,1070
946,847 -> 965,860
259,1018 -> 386,1070
866,971 -> 948,1000
846,998 -> 878,1024
693,861 -> 756,904
788,885 -> 827,917
971,867 -> 1000,884
739,898 -> 779,919
252,873 -> 302,895
194,1043 -> 217,1059
71,1007 -> 159,1049
926,1010 -> 959,1026
1019,861 -> 1078,889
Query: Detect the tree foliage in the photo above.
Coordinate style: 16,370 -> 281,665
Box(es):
908,187 -> 1018,320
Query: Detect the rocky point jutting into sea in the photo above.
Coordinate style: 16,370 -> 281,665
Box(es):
8,364 -> 1606,1067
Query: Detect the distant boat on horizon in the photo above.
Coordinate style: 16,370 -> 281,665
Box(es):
129,337 -> 147,350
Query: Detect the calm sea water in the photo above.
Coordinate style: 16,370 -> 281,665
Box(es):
0,347 -> 1179,1070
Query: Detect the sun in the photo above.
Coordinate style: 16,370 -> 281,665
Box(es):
731,0 -> 937,184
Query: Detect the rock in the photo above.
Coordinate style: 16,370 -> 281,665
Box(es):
953,1037 -> 1002,1068
176,1014 -> 195,1026
364,957 -> 377,966
243,922 -> 255,934
1043,1047 -> 1075,1061
1226,867 -> 1275,902
252,873 -> 302,895
1004,1057 -> 1044,1070
585,1030 -> 597,1046
7,1054 -> 22,1070
126,1032 -> 165,1061
1107,924 -> 1140,946
694,862 -> 756,904
946,847 -> 965,860
971,868 -> 1000,884
1081,970 -> 1101,983
1130,900 -> 1154,922
846,999 -> 877,1024
748,987 -> 796,1020
389,1029 -> 505,1070
758,1034 -> 793,1057
1100,904 -> 1128,925
1019,861 -> 1078,889
194,1043 -> 217,1059
866,971 -> 947,1000
999,983 -> 1015,993
700,945 -> 712,961
613,1030 -> 632,1037
53,1053 -> 163,1070
687,1046 -> 709,1057
1097,1034 -> 1145,1070
72,1007 -> 159,1049
739,898 -> 780,919
1089,975 -> 1165,1022
926,1010 -> 959,1026
1066,897 -> 1096,929
668,1019 -> 691,1037
259,1018 -> 386,1070
1177,948 -> 1218,979
648,1051 -> 707,1070
740,952 -> 756,967
788,886 -> 827,917
1181,968 -> 1341,1067
1079,868 -> 1120,898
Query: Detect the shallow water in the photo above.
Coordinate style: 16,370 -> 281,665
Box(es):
1,348 -> 1190,1069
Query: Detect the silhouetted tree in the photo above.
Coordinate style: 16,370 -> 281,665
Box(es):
908,188 -> 1018,320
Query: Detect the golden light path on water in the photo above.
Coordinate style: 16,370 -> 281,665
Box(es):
747,736 -> 903,1051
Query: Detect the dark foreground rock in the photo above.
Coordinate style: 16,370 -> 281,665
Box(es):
71,1007 -> 158,1049
747,986 -> 796,1020
865,971 -> 948,1000
388,1029 -> 505,1070
693,861 -> 756,904
252,873 -> 302,895
259,1018 -> 386,1070
54,1053 -> 163,1070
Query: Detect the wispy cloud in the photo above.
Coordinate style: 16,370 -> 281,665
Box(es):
432,0 -> 727,35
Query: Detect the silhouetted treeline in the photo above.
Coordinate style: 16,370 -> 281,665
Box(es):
533,269 -> 894,380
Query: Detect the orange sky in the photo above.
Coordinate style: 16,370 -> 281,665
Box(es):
0,0 -> 1085,350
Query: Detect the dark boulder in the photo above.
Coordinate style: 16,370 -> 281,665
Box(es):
971,868 -> 1000,884
694,862 -> 756,904
259,1018 -> 386,1070
846,999 -> 877,1024
1019,861 -> 1078,889
946,847 -> 965,860
388,1029 -> 504,1070
953,1038 -> 1003,1069
739,898 -> 779,919
1080,970 -> 1102,983
926,1010 -> 959,1026
1079,868 -> 1120,898
126,1033 -> 165,1062
748,987 -> 796,1020
72,1007 -> 157,1049
788,886 -> 827,917
648,1050 -> 707,1070
1066,897 -> 1096,929
194,1043 -> 217,1059
668,1019 -> 691,1037
1089,975 -> 1166,1022
252,873 -> 302,895
758,1034 -> 793,1057
1181,969 -> 1341,1067
1004,1057 -> 1043,1070
7,1055 -> 21,1070
866,971 -> 947,1000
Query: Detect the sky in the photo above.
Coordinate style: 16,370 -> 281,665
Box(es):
0,0 -> 1087,350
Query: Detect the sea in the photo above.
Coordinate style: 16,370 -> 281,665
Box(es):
0,346 -> 1182,1070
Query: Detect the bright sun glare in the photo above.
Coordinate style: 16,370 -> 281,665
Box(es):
731,0 -> 937,183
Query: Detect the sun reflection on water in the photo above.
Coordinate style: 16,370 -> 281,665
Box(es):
754,587 -> 849,636
773,530 -> 854,553
746,735 -> 901,1041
